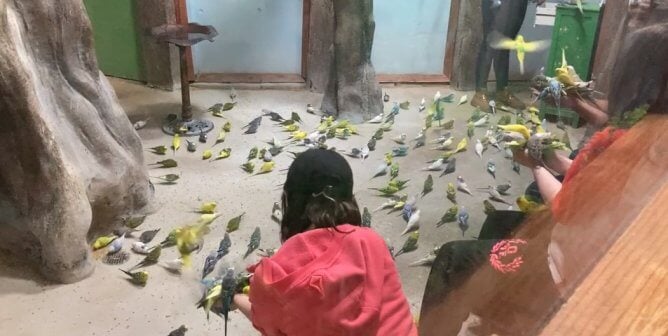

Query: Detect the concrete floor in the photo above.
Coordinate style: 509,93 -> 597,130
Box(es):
0,78 -> 582,335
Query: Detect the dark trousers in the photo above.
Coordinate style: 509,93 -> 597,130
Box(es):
475,0 -> 529,91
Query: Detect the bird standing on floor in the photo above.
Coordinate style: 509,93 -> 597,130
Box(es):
457,207 -> 469,236
475,139 -> 484,158
456,176 -> 473,195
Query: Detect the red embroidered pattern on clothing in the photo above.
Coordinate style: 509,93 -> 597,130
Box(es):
489,239 -> 527,274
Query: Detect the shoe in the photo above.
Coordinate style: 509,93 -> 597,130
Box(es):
496,88 -> 526,110
470,90 -> 489,109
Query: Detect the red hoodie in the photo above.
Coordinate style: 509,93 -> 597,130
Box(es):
248,224 -> 418,336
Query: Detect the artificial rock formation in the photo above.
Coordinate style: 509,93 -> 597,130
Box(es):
321,0 -> 383,122
0,1 -> 151,283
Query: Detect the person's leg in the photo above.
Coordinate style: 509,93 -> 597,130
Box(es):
472,0 -> 496,109
493,0 -> 529,109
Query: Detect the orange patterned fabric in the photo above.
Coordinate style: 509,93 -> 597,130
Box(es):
552,127 -> 628,222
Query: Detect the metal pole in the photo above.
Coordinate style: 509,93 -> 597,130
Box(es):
179,46 -> 192,121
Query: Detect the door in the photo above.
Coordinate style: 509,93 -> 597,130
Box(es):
372,0 -> 451,80
83,0 -> 144,81
187,0 -> 304,82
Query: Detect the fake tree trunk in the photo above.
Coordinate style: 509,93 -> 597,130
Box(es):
0,0 -> 152,283
321,0 -> 383,123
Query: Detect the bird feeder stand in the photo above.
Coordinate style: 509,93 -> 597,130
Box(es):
150,23 -> 218,136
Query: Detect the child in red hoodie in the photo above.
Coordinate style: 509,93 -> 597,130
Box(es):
233,148 -> 417,336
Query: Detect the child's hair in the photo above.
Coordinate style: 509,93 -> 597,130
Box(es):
280,149 -> 362,242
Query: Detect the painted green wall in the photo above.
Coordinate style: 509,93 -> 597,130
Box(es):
83,0 -> 144,81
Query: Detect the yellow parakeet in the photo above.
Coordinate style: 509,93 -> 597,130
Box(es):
290,131 -> 307,141
498,124 -> 532,140
197,283 -> 222,320
214,148 -> 232,160
172,133 -> 181,154
490,34 -> 549,74
283,124 -> 299,132
257,161 -> 276,175
455,138 -> 468,153
516,196 -> 544,214
92,235 -> 117,250
202,149 -> 212,160
199,202 -> 217,214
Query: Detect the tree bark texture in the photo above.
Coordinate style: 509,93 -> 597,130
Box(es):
0,0 -> 152,283
321,0 -> 383,123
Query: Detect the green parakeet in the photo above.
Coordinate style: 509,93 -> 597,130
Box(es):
226,213 -> 245,233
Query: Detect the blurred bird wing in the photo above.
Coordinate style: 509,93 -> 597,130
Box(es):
523,40 -> 549,53
489,32 -> 517,50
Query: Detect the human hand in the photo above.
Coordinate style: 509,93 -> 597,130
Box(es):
511,147 -> 542,168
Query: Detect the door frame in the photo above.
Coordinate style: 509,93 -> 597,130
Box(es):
176,0 -> 309,83
177,0 -> 458,84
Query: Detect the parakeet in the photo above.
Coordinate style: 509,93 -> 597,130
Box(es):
437,206 -> 458,227
394,231 -> 419,258
147,145 -> 168,155
392,133 -> 407,145
214,148 -> 232,160
418,98 -> 426,112
257,161 -> 275,175
229,87 -> 237,101
458,206 -> 470,236
413,130 -> 426,149
371,163 -> 389,179
458,95 -> 468,105
367,137 -> 377,151
370,185 -> 400,197
432,137 -> 454,151
139,229 -> 160,244
186,140 -> 197,153
425,114 -> 434,129
226,213 -> 245,233
455,138 -> 468,153
208,103 -> 224,117
483,200 -> 497,215
247,147 -> 259,161
168,325 -> 187,336
120,269 -> 149,287
401,210 -> 421,236
122,215 -> 147,230
222,102 -> 237,112
490,33 -> 549,74
291,112 -> 303,124
517,195 -> 543,213
475,139 -> 484,158
220,268 -> 238,336
241,161 -> 255,174
306,103 -> 315,114
362,207 -> 372,228
383,164 -> 396,182
372,128 -> 384,141
199,202 -> 217,214
244,227 -> 262,259
409,248 -> 439,267
489,99 -> 497,114
391,146 -> 409,158
262,109 -> 285,122
197,281 -> 222,320
215,129 -> 227,145
149,159 -> 178,168
162,258 -> 184,273
368,114 -> 383,124
152,174 -> 180,184
498,124 -> 532,141
129,245 -> 161,271
512,160 -> 521,174
92,235 -> 117,250
484,185 -> 511,204
456,176 -> 473,195
440,158 -> 457,177
496,182 -> 512,195
172,134 -> 181,154
217,233 -> 232,260
133,118 -> 149,130
447,182 -> 457,204
498,115 -> 512,125
467,122 -> 475,139
421,175 -> 434,198
243,116 -> 262,134
399,101 -> 410,110
131,241 -> 150,255
107,235 -> 124,254
423,158 -> 444,171
201,251 -> 219,279
441,119 -> 455,130
487,159 -> 497,179
199,131 -> 208,143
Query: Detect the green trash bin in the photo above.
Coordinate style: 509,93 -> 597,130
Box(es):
540,3 -> 601,128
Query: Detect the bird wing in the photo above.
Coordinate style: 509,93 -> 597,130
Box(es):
489,31 -> 517,50
523,40 -> 550,53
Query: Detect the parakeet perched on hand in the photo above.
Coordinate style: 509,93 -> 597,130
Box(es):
490,33 -> 549,74
220,268 -> 238,336
120,269 -> 149,287
437,206 -> 458,227
226,213 -> 245,233
394,231 -> 419,258
244,227 -> 262,259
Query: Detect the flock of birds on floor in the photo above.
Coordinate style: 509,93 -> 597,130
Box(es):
95,78 -> 580,334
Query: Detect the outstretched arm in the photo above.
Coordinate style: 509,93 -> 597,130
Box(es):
531,166 -> 562,203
